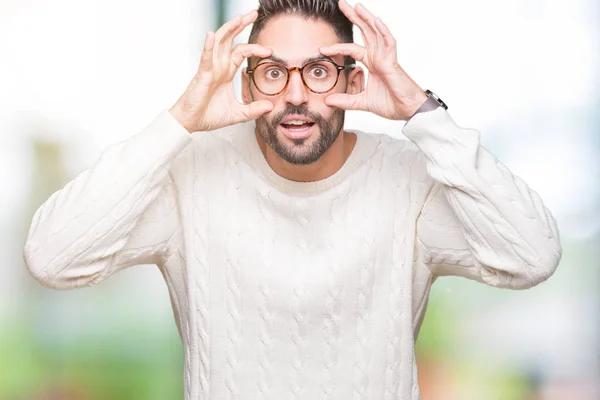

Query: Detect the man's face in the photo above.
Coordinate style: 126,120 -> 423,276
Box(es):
243,15 -> 361,165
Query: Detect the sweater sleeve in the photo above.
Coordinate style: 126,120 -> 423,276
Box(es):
404,107 -> 562,289
23,110 -> 193,290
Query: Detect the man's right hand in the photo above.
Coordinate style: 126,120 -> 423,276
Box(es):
169,10 -> 273,133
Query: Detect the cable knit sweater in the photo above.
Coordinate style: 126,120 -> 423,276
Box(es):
23,107 -> 562,400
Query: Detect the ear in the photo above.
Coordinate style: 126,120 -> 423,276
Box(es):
241,67 -> 253,105
345,65 -> 365,95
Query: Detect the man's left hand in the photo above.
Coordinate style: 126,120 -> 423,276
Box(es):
320,0 -> 428,121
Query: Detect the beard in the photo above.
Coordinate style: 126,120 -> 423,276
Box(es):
255,103 -> 345,165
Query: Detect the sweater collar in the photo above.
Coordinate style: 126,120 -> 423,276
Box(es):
238,119 -> 378,195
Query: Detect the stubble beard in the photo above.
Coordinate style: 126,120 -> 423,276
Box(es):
255,103 -> 345,165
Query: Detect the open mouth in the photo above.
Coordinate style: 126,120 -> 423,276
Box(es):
279,121 -> 316,139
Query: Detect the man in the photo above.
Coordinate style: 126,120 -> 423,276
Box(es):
23,0 -> 562,398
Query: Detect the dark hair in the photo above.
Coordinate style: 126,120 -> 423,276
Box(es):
247,0 -> 355,67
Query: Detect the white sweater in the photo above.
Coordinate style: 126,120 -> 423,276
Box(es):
23,107 -> 562,400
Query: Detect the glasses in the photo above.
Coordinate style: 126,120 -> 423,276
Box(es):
246,59 -> 356,96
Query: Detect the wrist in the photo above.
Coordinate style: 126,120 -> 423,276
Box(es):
168,105 -> 195,134
403,89 -> 428,120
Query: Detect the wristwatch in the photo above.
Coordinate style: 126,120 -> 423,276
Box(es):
409,89 -> 448,119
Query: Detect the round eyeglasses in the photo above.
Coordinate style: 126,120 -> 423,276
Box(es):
246,59 -> 356,96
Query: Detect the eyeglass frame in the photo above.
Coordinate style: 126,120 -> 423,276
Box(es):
245,58 -> 356,96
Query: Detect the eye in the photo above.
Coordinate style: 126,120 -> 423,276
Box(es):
264,66 -> 286,80
307,64 -> 329,79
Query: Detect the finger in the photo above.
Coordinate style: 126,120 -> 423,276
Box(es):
374,16 -> 396,48
214,14 -> 243,57
236,100 -> 274,122
324,93 -> 365,111
320,43 -> 365,62
338,0 -> 375,46
198,31 -> 215,71
231,44 -> 272,68
222,10 -> 258,53
355,3 -> 383,48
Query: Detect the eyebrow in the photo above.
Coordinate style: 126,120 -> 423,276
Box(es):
256,54 -> 337,67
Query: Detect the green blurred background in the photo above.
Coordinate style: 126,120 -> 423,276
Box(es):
1,0 -> 598,399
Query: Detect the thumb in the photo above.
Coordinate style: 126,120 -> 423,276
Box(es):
237,100 -> 274,122
325,93 -> 364,111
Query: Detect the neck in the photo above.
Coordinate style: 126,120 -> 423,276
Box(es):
254,129 -> 357,182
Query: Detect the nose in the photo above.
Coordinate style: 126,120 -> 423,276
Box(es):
283,68 -> 309,106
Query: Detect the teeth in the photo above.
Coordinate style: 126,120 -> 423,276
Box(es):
285,120 -> 309,125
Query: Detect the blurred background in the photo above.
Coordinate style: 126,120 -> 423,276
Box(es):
1,0 -> 598,398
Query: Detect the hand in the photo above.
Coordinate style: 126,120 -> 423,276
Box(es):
319,0 -> 428,121
169,10 -> 274,133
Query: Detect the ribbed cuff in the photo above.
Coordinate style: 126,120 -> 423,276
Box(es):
402,106 -> 464,143
144,109 -> 194,160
